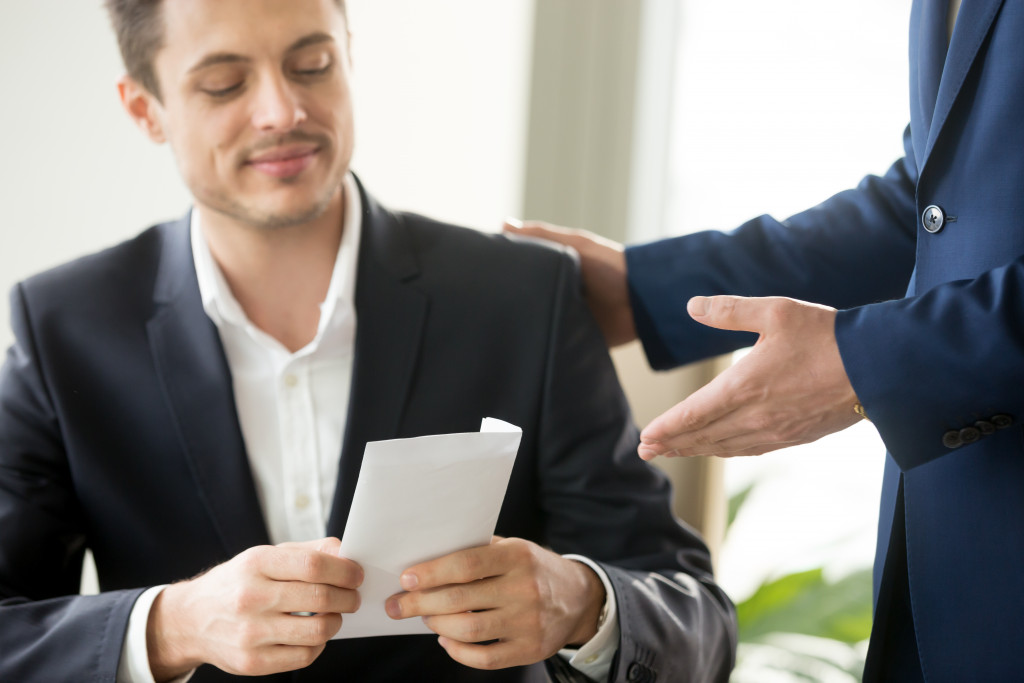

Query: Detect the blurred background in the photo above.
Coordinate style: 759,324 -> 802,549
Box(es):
0,1 -> 912,680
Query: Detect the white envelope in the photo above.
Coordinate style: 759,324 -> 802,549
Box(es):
333,418 -> 522,639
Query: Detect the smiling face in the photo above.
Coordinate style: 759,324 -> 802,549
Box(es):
121,0 -> 354,230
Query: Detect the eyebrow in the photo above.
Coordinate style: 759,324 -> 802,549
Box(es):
187,32 -> 337,74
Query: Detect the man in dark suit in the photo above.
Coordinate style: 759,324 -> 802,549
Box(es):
0,0 -> 735,681
507,0 -> 1024,679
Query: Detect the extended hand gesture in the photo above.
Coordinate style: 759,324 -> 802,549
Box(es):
639,295 -> 862,459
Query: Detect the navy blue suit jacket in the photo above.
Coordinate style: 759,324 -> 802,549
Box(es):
0,184 -> 735,681
626,0 -> 1024,679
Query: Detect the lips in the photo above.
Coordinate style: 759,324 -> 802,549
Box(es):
245,144 -> 320,179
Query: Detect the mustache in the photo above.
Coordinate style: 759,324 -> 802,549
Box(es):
239,130 -> 331,161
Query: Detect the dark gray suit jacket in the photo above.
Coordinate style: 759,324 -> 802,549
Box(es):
0,182 -> 735,682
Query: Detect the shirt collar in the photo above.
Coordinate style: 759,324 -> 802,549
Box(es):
191,172 -> 363,334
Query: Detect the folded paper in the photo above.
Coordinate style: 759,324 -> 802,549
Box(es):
333,418 -> 522,639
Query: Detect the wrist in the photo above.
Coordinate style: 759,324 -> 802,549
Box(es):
147,581 -> 201,681
566,562 -> 606,646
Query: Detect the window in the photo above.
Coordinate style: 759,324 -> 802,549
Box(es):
662,0 -> 912,612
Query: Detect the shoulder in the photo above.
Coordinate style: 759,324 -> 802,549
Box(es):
397,212 -> 580,294
15,220 -> 180,326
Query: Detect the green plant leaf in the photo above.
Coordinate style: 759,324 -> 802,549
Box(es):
726,482 -> 756,536
737,568 -> 873,645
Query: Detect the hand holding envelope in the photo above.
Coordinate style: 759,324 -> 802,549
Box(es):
333,419 -> 607,671
334,418 -> 524,639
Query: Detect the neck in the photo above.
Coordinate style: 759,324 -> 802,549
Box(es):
200,188 -> 346,353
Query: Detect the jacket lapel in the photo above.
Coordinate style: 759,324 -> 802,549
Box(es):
921,0 -> 1005,168
326,184 -> 428,537
911,0 -> 950,148
147,215 -> 269,557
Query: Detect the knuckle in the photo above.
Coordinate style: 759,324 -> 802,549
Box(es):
310,583 -> 329,613
459,553 -> 481,581
464,618 -> 484,642
522,576 -> 544,605
348,589 -> 361,613
692,431 -> 716,448
445,586 -> 465,612
239,547 -> 266,574
713,296 -> 735,318
765,297 -> 790,326
307,616 -> 332,642
236,620 -> 264,647
347,562 -> 364,588
231,585 -> 259,614
302,551 -> 324,581
751,412 -> 775,434
478,650 -> 502,670
302,644 -> 325,667
234,650 -> 265,675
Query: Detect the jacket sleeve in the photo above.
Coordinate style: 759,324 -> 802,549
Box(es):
835,255 -> 1024,471
625,125 -> 919,370
537,253 -> 736,683
0,283 -> 142,681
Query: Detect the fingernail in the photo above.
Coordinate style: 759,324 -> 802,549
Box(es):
638,446 -> 659,461
385,598 -> 402,619
688,296 -> 709,317
400,573 -> 418,590
504,217 -> 523,229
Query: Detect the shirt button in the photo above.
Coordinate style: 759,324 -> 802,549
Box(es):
295,494 -> 311,510
584,655 -> 598,664
284,374 -> 299,388
922,205 -> 946,233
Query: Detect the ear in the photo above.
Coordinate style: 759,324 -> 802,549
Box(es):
117,75 -> 167,144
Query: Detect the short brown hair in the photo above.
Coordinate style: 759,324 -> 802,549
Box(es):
104,0 -> 348,100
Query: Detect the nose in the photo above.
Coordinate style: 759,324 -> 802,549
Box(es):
251,73 -> 307,131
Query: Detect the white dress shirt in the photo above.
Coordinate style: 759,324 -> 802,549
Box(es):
118,174 -> 618,682
949,0 -> 962,42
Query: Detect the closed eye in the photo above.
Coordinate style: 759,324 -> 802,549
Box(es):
294,62 -> 334,78
202,82 -> 244,98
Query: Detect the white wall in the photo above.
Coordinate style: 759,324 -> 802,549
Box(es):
0,0 -> 534,349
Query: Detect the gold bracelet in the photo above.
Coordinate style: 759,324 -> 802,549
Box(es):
853,402 -> 870,422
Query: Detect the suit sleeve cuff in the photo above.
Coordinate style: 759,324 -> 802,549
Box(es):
117,585 -> 195,683
557,554 -> 620,682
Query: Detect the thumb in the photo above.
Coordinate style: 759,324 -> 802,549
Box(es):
688,295 -> 778,334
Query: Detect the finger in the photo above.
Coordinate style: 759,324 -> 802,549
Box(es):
275,581 -> 361,615
639,374 -> 746,447
438,636 -> 525,671
502,219 -> 590,249
423,610 -> 504,644
688,295 -> 785,334
400,542 -> 511,592
387,577 -> 501,619
248,546 -> 363,588
647,430 -> 799,459
277,537 -> 341,556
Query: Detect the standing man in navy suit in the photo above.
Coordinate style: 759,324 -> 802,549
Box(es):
509,0 -> 1024,679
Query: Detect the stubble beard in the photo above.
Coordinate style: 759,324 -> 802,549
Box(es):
195,131 -> 350,232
